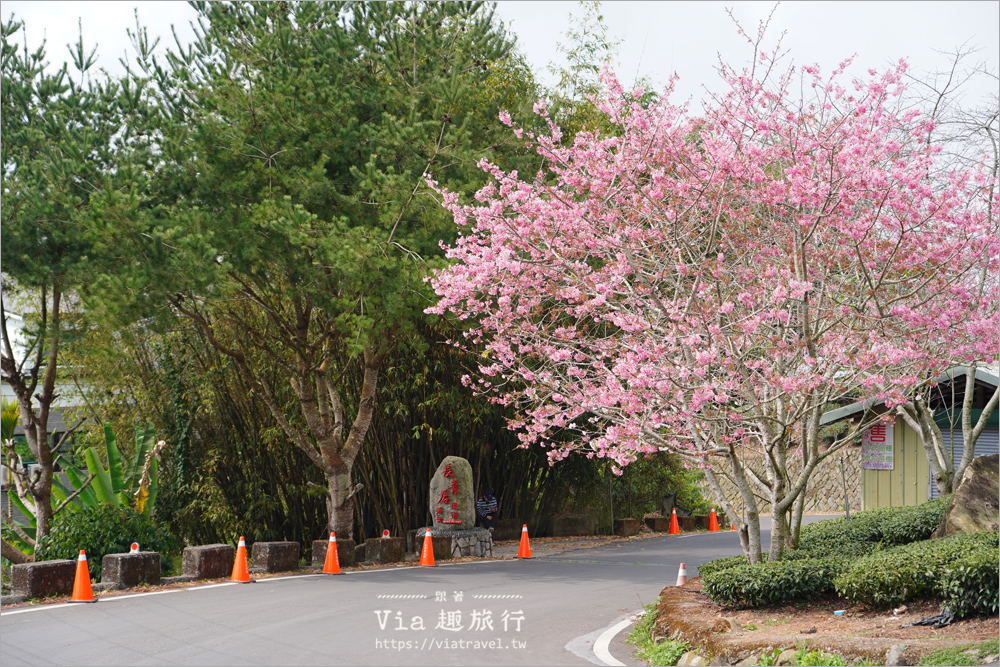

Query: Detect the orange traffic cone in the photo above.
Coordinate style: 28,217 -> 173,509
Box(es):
517,524 -> 532,559
709,508 -> 720,532
731,509 -> 738,531
231,536 -> 253,583
419,528 -> 436,567
675,562 -> 688,586
668,507 -> 680,535
323,532 -> 342,574
70,550 -> 96,603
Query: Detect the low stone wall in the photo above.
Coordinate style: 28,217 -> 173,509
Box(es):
11,560 -> 76,598
421,528 -> 492,558
310,538 -> 357,568
700,445 -> 862,514
102,552 -> 160,588
250,541 -> 300,573
182,544 -> 234,580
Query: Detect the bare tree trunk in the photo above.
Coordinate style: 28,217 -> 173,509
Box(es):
1,285 -> 63,543
956,365 -> 1000,486
705,453 -> 763,564
2,539 -> 33,564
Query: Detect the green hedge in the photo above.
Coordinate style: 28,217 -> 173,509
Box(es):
938,543 -> 999,618
797,497 -> 949,558
696,554 -> 748,578
36,505 -> 178,582
833,530 -> 998,610
698,499 -> 955,609
702,557 -> 845,609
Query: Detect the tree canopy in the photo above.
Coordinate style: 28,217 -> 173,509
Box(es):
428,30 -> 999,562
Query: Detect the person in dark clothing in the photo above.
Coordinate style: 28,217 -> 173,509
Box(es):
476,491 -> 499,531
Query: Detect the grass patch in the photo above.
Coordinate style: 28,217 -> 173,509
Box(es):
626,600 -> 690,666
917,639 -> 999,666
792,646 -> 847,666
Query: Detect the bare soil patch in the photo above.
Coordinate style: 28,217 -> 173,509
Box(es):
652,577 -> 998,665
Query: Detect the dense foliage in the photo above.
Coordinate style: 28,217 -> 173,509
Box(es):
796,498 -> 950,558
939,544 -> 1000,618
36,505 -> 177,581
834,529 -> 999,610
700,499 -> 953,609
428,13 -> 999,565
702,556 -> 845,609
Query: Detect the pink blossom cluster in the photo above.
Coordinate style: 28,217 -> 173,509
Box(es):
427,56 -> 999,470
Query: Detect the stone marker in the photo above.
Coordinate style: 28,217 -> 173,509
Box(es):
354,543 -> 367,564
311,538 -> 356,568
182,544 -> 234,579
250,541 -> 300,573
102,552 -> 161,588
11,560 -> 76,598
428,456 -> 475,530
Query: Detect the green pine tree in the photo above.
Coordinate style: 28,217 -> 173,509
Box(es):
97,1 -> 538,539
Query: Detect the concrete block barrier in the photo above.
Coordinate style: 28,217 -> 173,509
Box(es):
615,518 -> 642,536
311,538 -> 356,568
11,560 -> 76,598
644,517 -> 671,532
364,537 -> 404,564
182,544 -> 234,580
102,552 -> 160,588
250,541 -> 300,573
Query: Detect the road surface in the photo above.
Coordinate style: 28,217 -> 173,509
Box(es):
1,517 -> 839,666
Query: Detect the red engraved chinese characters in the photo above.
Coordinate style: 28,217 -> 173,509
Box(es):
435,465 -> 462,524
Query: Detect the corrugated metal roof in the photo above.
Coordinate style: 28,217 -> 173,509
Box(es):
820,366 -> 999,426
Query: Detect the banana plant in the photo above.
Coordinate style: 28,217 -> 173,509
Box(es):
53,423 -> 165,517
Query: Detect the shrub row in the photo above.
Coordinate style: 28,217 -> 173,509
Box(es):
796,497 -> 949,558
833,530 -> 998,610
701,557 -> 845,609
36,505 -> 177,581
696,554 -> 748,578
940,544 -> 1000,618
697,498 -> 951,587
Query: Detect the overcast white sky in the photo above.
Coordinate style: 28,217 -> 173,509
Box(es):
3,1 -> 998,108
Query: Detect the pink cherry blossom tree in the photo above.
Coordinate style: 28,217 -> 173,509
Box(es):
428,28 -> 998,563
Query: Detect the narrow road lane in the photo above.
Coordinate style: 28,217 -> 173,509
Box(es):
2,521 -> 838,666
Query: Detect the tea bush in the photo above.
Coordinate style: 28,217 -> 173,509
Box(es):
833,530 -> 998,609
938,542 -> 999,618
796,498 -> 949,558
698,500 -> 954,609
695,554 -> 747,578
36,505 -> 178,581
702,557 -> 846,608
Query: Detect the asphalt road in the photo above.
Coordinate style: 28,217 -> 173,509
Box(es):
0,517 -> 840,666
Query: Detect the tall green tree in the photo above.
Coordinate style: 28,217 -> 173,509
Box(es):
1,17 -> 151,557
100,2 -> 537,539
